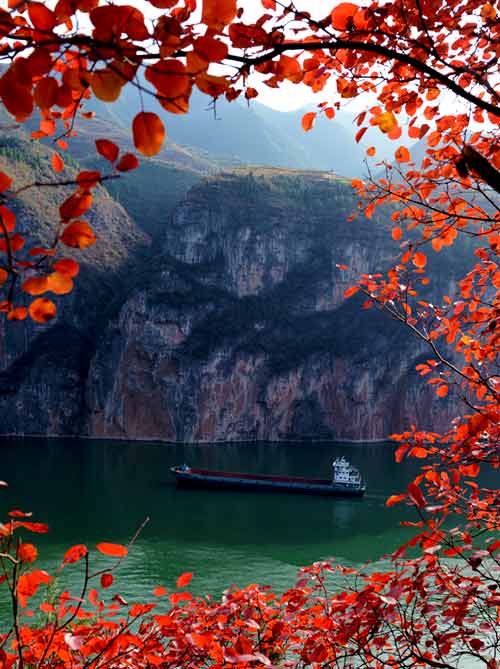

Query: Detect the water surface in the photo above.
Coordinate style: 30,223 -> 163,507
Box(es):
0,438 -> 422,615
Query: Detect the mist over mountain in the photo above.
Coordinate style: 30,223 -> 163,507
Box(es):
88,88 -> 406,176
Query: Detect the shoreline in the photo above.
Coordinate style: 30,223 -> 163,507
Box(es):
0,433 -> 394,446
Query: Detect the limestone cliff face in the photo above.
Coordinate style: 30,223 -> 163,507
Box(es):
0,160 -> 461,441
85,170 -> 458,442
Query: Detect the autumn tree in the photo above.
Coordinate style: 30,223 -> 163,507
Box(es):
0,0 -> 500,668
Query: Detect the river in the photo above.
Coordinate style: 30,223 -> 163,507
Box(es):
0,437 -> 422,619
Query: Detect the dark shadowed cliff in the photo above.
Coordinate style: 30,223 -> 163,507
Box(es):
0,133 -> 149,434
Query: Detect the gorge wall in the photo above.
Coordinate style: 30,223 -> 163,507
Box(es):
0,157 -> 460,441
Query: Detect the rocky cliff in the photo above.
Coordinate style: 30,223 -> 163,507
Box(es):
0,141 -> 464,441
83,169 -> 460,442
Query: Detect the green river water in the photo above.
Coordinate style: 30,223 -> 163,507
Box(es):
0,437 -> 422,620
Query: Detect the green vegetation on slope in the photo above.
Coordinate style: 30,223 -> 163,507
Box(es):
100,161 -> 202,244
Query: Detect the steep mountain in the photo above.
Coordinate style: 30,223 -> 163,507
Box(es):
84,168 -> 461,442
0,126 -> 465,441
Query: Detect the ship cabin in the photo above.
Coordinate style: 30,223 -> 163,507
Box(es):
332,456 -> 362,487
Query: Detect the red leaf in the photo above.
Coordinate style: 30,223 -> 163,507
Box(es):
116,153 -> 139,172
374,111 -> 397,133
436,384 -> 449,398
460,463 -> 480,477
387,125 -> 402,140
12,521 -> 49,533
17,570 -> 51,608
202,0 -> 237,29
60,221 -> 96,249
146,60 -> 190,97
90,5 -> 148,40
132,112 -> 165,157
28,298 -> 57,324
0,74 -> 34,122
96,542 -> 128,558
193,36 -> 228,63
355,127 -> 367,143
91,68 -> 124,102
344,286 -> 359,298
407,482 -> 427,508
189,632 -> 214,649
0,172 -> 12,192
100,573 -> 113,588
413,251 -> 427,268
196,72 -> 229,96
52,153 -> 64,173
301,111 -> 316,132
7,307 -> 28,321
29,247 -> 55,257
386,494 -> 405,507
1,233 -> 25,253
47,272 -> 73,295
77,170 -> 101,189
153,586 -> 168,597
170,592 -> 193,605
176,572 -> 193,588
53,258 -> 79,278
22,276 -> 49,296
395,444 -> 409,463
130,603 -> 156,616
147,0 -> 178,6
28,3 -> 56,31
95,139 -> 119,162
59,191 -> 93,221
488,539 -> 500,553
40,602 -> 55,613
410,446 -> 428,458
331,2 -> 359,29
395,146 -> 411,163
34,77 -> 58,110
63,544 -> 88,564
18,543 -> 38,563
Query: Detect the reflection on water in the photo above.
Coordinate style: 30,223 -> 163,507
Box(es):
0,437 -> 423,619
329,499 -> 357,529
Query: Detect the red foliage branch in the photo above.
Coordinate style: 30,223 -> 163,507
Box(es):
0,1 -> 499,668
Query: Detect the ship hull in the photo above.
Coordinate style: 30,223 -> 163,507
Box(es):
170,467 -> 366,497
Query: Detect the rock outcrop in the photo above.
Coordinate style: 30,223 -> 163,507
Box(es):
83,169 -> 459,441
0,146 -> 464,441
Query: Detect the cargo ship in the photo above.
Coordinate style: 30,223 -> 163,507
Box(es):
170,456 -> 366,497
